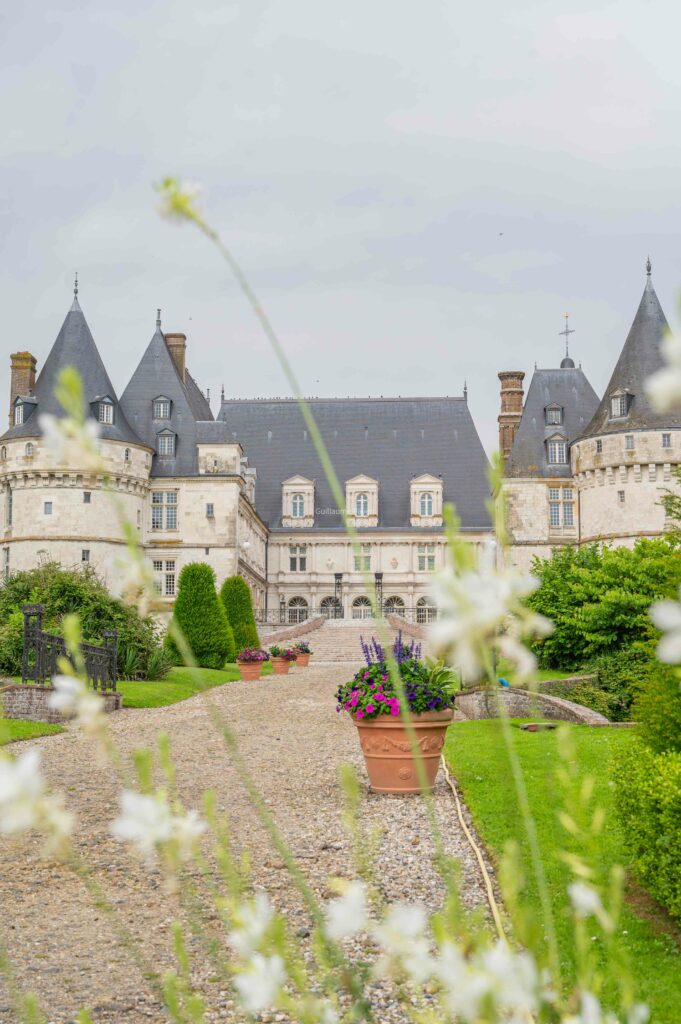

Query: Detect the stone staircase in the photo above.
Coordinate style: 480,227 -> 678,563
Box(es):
260,618 -> 428,663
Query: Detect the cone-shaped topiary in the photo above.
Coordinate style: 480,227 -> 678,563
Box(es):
220,575 -> 260,654
165,563 -> 235,668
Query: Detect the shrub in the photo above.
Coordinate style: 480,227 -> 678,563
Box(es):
614,741 -> 681,922
165,563 -> 235,669
219,576 -> 259,653
632,663 -> 681,754
0,562 -> 165,681
543,681 -> 614,719
583,644 -> 657,721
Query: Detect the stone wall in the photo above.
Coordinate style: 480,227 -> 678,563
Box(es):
454,686 -> 609,725
259,616 -> 325,645
0,684 -> 122,724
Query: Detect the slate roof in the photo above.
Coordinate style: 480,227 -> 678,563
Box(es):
119,324 -> 231,477
582,267 -> 681,437
506,366 -> 599,479
217,396 -> 491,530
0,298 -> 142,445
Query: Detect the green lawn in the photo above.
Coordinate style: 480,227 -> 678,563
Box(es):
0,719 -> 64,745
118,662 -> 272,708
444,720 -> 681,1023
495,657 -> 578,685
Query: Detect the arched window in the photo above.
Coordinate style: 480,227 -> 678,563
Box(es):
384,596 -> 406,617
352,596 -> 373,620
419,492 -> 433,516
288,596 -> 308,624
355,492 -> 369,517
25,442 -> 34,457
292,493 -> 305,517
320,596 -> 342,619
124,448 -> 131,463
416,596 -> 437,624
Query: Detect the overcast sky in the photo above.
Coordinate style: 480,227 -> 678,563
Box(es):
2,0 -> 681,453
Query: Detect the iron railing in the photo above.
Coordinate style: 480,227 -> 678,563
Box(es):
256,606 -> 438,626
22,604 -> 118,691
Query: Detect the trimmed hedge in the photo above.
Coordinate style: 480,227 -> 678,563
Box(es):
220,575 -> 259,654
614,742 -> 681,923
631,664 -> 681,754
166,564 -> 235,669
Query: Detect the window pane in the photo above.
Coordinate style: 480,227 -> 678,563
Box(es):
625,435 -> 634,450
166,492 -> 177,503
563,503 -> 574,526
152,491 -> 163,504
151,507 -> 163,529
662,433 -> 671,448
596,439 -> 603,453
549,503 -> 560,526
166,506 -> 177,529
548,488 -> 560,500
562,488 -> 572,500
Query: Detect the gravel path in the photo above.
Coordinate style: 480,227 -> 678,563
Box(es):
0,664 -> 496,1023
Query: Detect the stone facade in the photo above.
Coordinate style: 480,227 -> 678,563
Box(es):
0,684 -> 122,723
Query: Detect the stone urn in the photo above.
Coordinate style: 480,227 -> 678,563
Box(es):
271,657 -> 291,675
237,662 -> 263,681
296,653 -> 310,667
354,711 -> 454,793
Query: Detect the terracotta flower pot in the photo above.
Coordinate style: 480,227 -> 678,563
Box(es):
271,657 -> 291,675
296,653 -> 310,667
354,710 -> 454,794
237,662 -> 263,681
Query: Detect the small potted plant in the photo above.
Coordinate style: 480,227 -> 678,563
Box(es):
269,645 -> 297,675
236,648 -> 270,681
294,640 -> 312,667
336,633 -> 456,794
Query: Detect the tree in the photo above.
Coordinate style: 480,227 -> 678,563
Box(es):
165,563 -> 235,668
220,575 -> 260,653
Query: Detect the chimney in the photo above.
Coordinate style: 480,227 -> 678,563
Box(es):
498,371 -> 525,462
9,351 -> 37,427
165,333 -> 187,383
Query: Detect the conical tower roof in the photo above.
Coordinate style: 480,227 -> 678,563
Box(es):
582,262 -> 681,437
1,294 -> 142,444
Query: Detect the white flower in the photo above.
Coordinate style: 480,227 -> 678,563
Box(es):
115,550 -> 157,616
645,332 -> 681,412
0,749 -> 72,851
111,791 -> 205,862
228,892 -> 274,956
437,942 -> 492,1021
324,880 -> 368,940
233,953 -> 286,1014
437,940 -> 539,1023
48,674 -> 106,734
39,413 -> 101,470
157,178 -> 203,222
568,882 -> 603,919
371,903 -> 434,983
429,562 -> 551,683
649,590 -> 681,663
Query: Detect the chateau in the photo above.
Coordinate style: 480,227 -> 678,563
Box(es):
1,261 -> 677,620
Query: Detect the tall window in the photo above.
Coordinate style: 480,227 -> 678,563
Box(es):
206,502 -> 215,518
618,490 -> 626,504
158,433 -> 176,457
352,596 -> 372,619
292,493 -> 305,517
548,487 -> 574,527
83,491 -> 91,504
610,395 -> 628,418
625,435 -> 634,450
288,597 -> 309,623
5,489 -> 12,527
547,440 -> 567,464
289,544 -> 307,571
546,407 -> 563,425
25,442 -> 33,457
14,404 -> 23,426
98,401 -> 113,424
2,547 -> 9,582
595,439 -> 603,454
81,549 -> 90,563
153,398 -> 171,419
124,448 -> 131,463
416,597 -> 437,624
662,433 -> 672,449
355,492 -> 368,517
354,544 -> 371,571
44,501 -> 52,515
419,492 -> 433,516
153,559 -> 176,596
151,491 -> 178,530
418,543 -> 436,571
0,446 -> 5,460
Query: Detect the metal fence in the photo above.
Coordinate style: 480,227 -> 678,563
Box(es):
21,604 -> 118,691
256,605 -> 438,626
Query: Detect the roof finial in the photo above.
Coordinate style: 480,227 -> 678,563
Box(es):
646,255 -> 652,277
559,312 -> 574,358
221,383 -> 225,402
156,308 -> 161,329
74,272 -> 78,298
463,380 -> 468,402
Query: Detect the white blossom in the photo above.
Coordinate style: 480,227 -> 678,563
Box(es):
324,880 -> 368,940
437,940 -> 539,1023
111,791 -> 205,862
47,674 -> 106,734
649,590 -> 681,663
371,903 -> 434,983
645,332 -> 681,412
0,749 -> 72,851
115,549 -> 157,616
228,892 -> 275,956
39,413 -> 101,471
568,882 -> 603,919
233,953 -> 286,1014
429,562 -> 551,683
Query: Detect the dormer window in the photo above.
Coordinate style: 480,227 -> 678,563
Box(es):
157,431 -> 176,457
98,399 -> 114,424
153,396 -> 171,420
355,492 -> 369,517
546,406 -> 563,425
14,403 -> 23,426
610,393 -> 630,419
547,439 -> 567,464
292,493 -> 305,517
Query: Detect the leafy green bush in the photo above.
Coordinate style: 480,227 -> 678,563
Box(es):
543,681 -> 614,719
166,563 -> 235,669
0,562 -> 166,680
219,575 -> 259,654
528,540 -> 681,669
632,664 -> 681,754
614,741 -> 681,922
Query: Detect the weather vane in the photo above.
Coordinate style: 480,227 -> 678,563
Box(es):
559,312 -> 574,359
